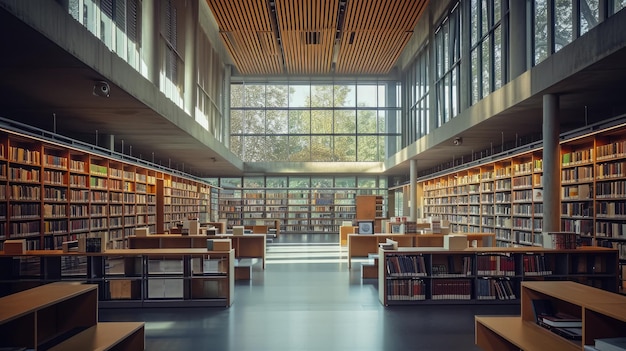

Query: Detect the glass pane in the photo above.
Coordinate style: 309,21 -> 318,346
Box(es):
358,176 -> 377,188
266,84 -> 288,107
289,84 -> 310,107
335,176 -> 356,188
378,85 -> 387,108
334,110 -> 356,134
244,110 -> 264,134
230,109 -> 244,134
378,135 -> 385,161
265,135 -> 289,161
288,136 -> 310,161
357,136 -> 377,161
481,0 -> 489,36
334,84 -> 356,107
494,25 -> 502,90
231,84 -> 245,107
471,0 -> 479,45
494,0 -> 501,23
312,110 -> 333,134
580,0 -> 600,35
311,177 -> 332,188
220,177 -> 242,188
311,85 -> 333,107
289,110 -> 310,134
334,136 -> 356,161
451,67 -> 458,118
554,0 -> 573,52
357,85 -> 378,107
245,84 -> 266,107
311,136 -> 332,161
357,110 -> 377,133
378,110 -> 387,134
243,177 -> 264,188
482,38 -> 491,98
443,75 -> 450,123
266,109 -> 288,134
230,136 -> 242,157
243,136 -> 266,161
613,0 -> 626,14
289,176 -> 310,188
534,0 -> 549,64
471,49 -> 480,104
266,176 -> 287,188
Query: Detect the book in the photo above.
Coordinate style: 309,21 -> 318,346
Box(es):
595,337 -> 626,351
552,327 -> 582,340
541,314 -> 582,328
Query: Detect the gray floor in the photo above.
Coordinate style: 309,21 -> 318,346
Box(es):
99,234 -> 519,350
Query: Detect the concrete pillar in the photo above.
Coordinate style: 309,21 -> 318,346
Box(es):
410,159 -> 418,221
542,94 -> 560,248
141,0 -> 159,84
183,0 -> 198,114
509,0 -> 527,80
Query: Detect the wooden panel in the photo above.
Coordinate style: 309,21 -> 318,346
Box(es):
205,0 -> 429,75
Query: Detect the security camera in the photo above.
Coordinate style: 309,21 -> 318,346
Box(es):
93,81 -> 110,97
453,137 -> 463,146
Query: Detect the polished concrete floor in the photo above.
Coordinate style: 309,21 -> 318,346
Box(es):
100,234 -> 519,350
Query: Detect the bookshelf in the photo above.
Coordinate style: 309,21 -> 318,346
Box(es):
421,125 -> 626,292
0,129 -> 217,251
378,246 -> 619,306
475,281 -> 626,351
356,195 -> 386,233
0,282 -> 144,350
0,248 -> 234,307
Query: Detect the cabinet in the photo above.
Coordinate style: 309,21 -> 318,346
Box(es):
0,282 -> 144,350
475,281 -> 626,351
0,129 -> 217,251
356,195 -> 385,233
378,247 -> 619,306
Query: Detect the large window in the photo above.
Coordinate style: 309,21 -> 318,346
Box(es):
435,2 -> 461,127
230,82 -> 400,162
470,0 -> 507,105
405,47 -> 429,147
196,28 -> 225,141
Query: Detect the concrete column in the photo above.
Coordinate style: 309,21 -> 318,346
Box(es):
410,159 -> 418,221
386,81 -> 398,158
183,0 -> 198,114
141,0 -> 159,84
223,65 -> 232,147
542,94 -> 560,248
509,0 -> 527,80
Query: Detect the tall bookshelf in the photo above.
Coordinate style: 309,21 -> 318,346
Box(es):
217,177 -> 385,234
0,129 -> 217,250
421,123 -> 626,292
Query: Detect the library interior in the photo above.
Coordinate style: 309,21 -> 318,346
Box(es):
1,0 -> 626,350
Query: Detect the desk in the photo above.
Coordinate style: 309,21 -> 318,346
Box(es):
128,234 -> 266,269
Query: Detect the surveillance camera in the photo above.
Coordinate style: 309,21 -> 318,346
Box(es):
93,81 -> 110,97
453,137 -> 463,146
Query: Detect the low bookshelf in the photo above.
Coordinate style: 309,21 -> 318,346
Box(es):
378,246 -> 619,306
475,281 -> 626,350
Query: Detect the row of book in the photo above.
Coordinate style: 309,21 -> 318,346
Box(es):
386,279 -> 425,301
476,278 -> 516,300
386,255 -> 427,277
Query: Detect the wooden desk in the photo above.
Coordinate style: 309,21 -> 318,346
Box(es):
476,281 -> 626,350
128,234 -> 266,269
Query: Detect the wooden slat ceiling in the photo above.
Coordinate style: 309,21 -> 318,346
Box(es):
205,0 -> 429,75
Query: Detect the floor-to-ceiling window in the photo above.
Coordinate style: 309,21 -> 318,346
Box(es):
435,2 -> 462,127
230,81 -> 400,162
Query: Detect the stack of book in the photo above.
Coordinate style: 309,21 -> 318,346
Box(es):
587,337 -> 626,351
532,299 -> 582,340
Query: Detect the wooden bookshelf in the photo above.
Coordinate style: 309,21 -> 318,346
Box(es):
0,248 -> 234,307
356,195 -> 385,233
378,246 -> 619,306
475,281 -> 626,350
0,129 -> 218,251
0,282 -> 144,350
